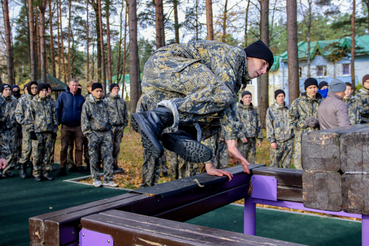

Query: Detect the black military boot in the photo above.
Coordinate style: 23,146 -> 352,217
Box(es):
34,176 -> 42,182
161,128 -> 212,163
19,164 -> 27,179
56,167 -> 67,177
131,107 -> 174,158
43,173 -> 54,181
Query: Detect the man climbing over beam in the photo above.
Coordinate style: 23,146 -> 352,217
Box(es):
132,40 -> 274,180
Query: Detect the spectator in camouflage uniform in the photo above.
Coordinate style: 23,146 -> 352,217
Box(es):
131,40 -> 273,181
266,89 -> 294,168
103,83 -> 128,173
355,74 -> 369,124
46,84 -> 57,172
289,78 -> 322,169
15,81 -> 38,178
11,85 -> 22,169
236,91 -> 263,164
0,84 -> 19,177
26,83 -> 58,181
82,81 -> 94,168
343,82 -> 361,125
82,83 -> 117,187
12,85 -> 21,99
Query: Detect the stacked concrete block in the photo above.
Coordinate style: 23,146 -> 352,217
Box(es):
301,124 -> 369,213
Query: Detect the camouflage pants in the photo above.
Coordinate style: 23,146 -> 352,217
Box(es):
3,127 -> 20,172
48,134 -> 56,168
67,139 -> 75,167
293,140 -> 302,170
143,53 -> 234,126
19,129 -> 32,165
167,150 -> 186,180
87,131 -> 114,182
83,136 -> 90,165
111,125 -> 124,168
269,139 -> 293,169
237,137 -> 257,164
141,149 -> 162,187
32,132 -> 54,177
216,140 -> 229,169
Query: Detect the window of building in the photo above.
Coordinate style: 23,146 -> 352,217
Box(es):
299,67 -> 302,77
342,64 -> 350,75
317,65 -> 327,77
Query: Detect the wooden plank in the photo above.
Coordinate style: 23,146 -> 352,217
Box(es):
29,193 -> 149,246
301,124 -> 369,171
340,127 -> 369,172
277,186 -> 303,202
251,166 -> 303,188
80,210 -> 305,246
302,170 -> 342,211
342,173 -> 369,215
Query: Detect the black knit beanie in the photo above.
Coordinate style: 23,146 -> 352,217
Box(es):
110,83 -> 119,92
318,81 -> 328,90
245,40 -> 274,71
37,83 -> 49,94
0,84 -> 10,93
92,83 -> 103,91
304,78 -> 318,91
274,89 -> 285,99
241,91 -> 252,98
27,81 -> 38,95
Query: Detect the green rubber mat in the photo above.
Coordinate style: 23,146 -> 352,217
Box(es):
186,204 -> 362,246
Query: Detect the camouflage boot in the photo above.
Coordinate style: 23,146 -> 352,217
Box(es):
131,107 -> 174,158
162,128 -> 212,163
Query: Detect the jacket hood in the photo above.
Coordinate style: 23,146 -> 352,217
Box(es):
65,86 -> 82,96
300,92 -> 322,100
273,102 -> 289,109
33,95 -> 47,102
86,93 -> 103,103
238,102 -> 254,109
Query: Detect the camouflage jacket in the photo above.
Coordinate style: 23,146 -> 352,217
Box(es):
355,87 -> 369,123
288,92 -> 322,141
266,102 -> 294,143
26,95 -> 58,133
15,94 -> 34,125
142,41 -> 251,140
0,95 -> 18,130
81,94 -> 111,137
48,95 -> 57,109
103,94 -> 128,127
84,92 -> 91,100
236,103 -> 263,142
343,96 -> 361,125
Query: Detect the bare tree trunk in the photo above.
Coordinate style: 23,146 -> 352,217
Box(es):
86,0 -> 89,81
116,0 -> 124,82
29,0 -> 37,81
206,0 -> 213,40
91,1 -> 102,82
351,0 -> 355,88
244,0 -> 250,46
3,0 -> 14,85
39,0 -> 47,83
36,10 -> 41,78
173,0 -> 179,43
49,0 -> 56,77
98,0 -> 106,90
128,0 -> 140,115
287,0 -> 299,104
57,0 -> 61,80
155,0 -> 164,49
59,2 -> 66,83
106,2 -> 113,86
222,0 -> 228,43
67,0 -> 72,81
195,0 -> 199,40
122,3 -> 128,97
258,0 -> 269,128
306,0 -> 312,77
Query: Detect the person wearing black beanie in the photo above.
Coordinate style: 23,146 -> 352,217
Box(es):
37,83 -> 49,95
27,81 -> 38,96
109,83 -> 119,92
11,85 -> 21,99
289,77 -> 322,170
0,83 -> 10,94
91,82 -> 103,92
129,39 -> 274,183
318,81 -> 329,99
266,89 -> 294,168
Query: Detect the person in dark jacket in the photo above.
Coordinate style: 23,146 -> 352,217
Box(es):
56,78 -> 87,176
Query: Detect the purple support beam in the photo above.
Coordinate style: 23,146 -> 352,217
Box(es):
363,215 -> 369,246
244,197 -> 256,235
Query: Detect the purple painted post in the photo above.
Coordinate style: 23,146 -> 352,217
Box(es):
362,215 -> 369,246
244,197 -> 256,235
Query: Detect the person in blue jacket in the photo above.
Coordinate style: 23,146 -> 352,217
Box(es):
56,79 -> 88,176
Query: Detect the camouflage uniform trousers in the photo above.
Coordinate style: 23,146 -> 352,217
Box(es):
32,132 -> 54,177
141,149 -> 164,187
2,127 -> 21,173
48,134 -> 56,169
111,125 -> 124,168
87,131 -> 114,182
216,140 -> 229,169
269,139 -> 294,169
19,129 -> 32,165
237,137 -> 257,164
83,136 -> 90,165
293,131 -> 303,170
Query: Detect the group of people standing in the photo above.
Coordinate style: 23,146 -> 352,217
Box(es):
0,79 -> 128,187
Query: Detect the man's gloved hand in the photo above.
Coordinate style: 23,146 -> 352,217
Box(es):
304,116 -> 319,128
30,131 -> 37,140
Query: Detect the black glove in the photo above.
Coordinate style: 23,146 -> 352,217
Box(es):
30,131 -> 37,140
